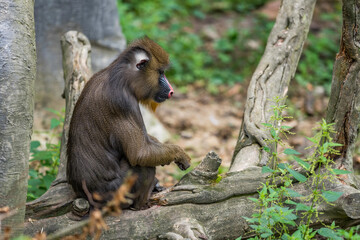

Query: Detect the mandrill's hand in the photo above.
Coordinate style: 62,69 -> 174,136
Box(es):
174,152 -> 191,170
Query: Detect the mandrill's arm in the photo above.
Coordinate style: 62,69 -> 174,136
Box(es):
113,113 -> 191,170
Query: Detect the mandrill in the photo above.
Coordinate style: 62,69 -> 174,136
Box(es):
66,37 -> 191,209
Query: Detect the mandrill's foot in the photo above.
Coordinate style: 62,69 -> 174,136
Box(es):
152,179 -> 166,193
130,201 -> 152,210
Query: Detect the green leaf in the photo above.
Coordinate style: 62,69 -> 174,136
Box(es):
50,118 -> 61,129
322,190 -> 343,202
28,179 -> 42,187
295,203 -> 311,211
291,229 -> 303,239
278,163 -> 288,170
260,232 -> 273,238
43,175 -> 56,189
46,108 -> 61,116
31,151 -> 53,161
248,197 -> 259,203
285,166 -> 307,182
319,155 -> 328,163
286,220 -> 297,227
28,169 -> 38,178
30,141 -> 41,152
262,123 -> 272,128
306,136 -> 318,144
27,192 -> 36,201
327,142 -> 343,147
331,169 -> 351,175
284,148 -> 301,155
263,146 -> 271,153
309,229 -> 317,238
281,125 -> 292,130
318,228 -> 342,240
293,156 -> 310,170
285,199 -> 297,205
270,128 -> 277,138
249,225 -> 259,230
285,188 -> 303,197
269,188 -> 278,198
262,166 -> 274,173
285,213 -> 297,221
243,216 -> 258,223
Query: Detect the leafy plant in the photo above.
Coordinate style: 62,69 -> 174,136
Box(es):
27,109 -> 63,201
337,225 -> 360,239
243,97 -> 349,239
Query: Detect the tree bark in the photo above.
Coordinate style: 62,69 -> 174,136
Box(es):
23,0 -> 360,239
325,0 -> 360,188
231,0 -> 317,171
0,0 -> 36,236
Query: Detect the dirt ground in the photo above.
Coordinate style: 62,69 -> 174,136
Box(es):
152,83 -> 337,187
154,84 -> 244,186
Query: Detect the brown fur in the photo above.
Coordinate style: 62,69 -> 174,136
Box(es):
66,38 -> 191,209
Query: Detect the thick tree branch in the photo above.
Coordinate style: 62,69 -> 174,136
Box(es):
24,153 -> 360,239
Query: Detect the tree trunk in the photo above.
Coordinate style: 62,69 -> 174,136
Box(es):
0,0 -> 36,236
325,0 -> 360,188
23,0 -> 360,239
231,0 -> 317,171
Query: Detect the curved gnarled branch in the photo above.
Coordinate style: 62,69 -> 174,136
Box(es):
231,0 -> 317,171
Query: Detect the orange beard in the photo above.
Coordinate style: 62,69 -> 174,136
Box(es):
140,99 -> 159,112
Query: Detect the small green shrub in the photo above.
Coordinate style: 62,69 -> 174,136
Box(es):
27,109 -> 63,201
243,97 -> 349,239
337,226 -> 360,239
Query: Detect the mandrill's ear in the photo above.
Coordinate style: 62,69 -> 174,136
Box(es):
134,50 -> 149,70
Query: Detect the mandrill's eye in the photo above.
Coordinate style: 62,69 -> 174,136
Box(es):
136,59 -> 148,70
158,70 -> 164,75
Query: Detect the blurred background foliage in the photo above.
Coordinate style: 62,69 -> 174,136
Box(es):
117,0 -> 341,94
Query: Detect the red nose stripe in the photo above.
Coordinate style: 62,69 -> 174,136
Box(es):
164,75 -> 174,99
